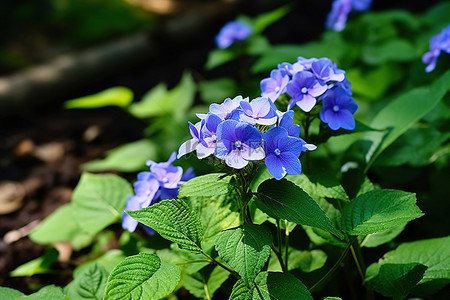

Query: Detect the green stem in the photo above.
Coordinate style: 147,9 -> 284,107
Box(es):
284,220 -> 290,270
201,250 -> 240,279
309,237 -> 356,292
271,245 -> 287,273
176,259 -> 211,266
350,238 -> 366,281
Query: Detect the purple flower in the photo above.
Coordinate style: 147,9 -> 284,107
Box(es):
311,58 -> 345,83
198,113 -> 222,159
326,0 -> 352,32
239,97 -> 278,125
287,71 -> 327,112
263,127 -> 305,180
215,120 -> 265,169
216,21 -> 252,49
422,24 -> 450,73
319,86 -> 358,130
351,0 -> 372,11
146,152 -> 183,188
208,96 -> 247,120
178,121 -> 202,159
291,57 -> 318,74
122,196 -> 142,232
260,69 -> 289,102
279,110 -> 301,138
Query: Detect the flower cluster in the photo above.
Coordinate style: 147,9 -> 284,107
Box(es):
178,96 -> 316,180
326,0 -> 373,32
422,24 -> 450,73
122,152 -> 195,233
260,57 -> 358,130
215,21 -> 252,49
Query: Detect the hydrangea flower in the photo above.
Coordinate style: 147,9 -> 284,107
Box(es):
216,21 -> 252,49
177,121 -> 201,159
206,96 -> 247,120
260,69 -> 289,102
311,58 -> 345,83
319,86 -> 358,130
122,152 -> 194,233
326,0 -> 372,32
422,24 -> 450,73
198,113 -> 222,159
239,97 -> 278,125
262,127 -> 305,180
215,120 -> 265,169
287,71 -> 327,112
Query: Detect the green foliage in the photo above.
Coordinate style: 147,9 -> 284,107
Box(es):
361,223 -> 406,248
230,272 -> 313,300
104,253 -> 180,300
256,178 -> 344,239
366,263 -> 428,300
179,173 -> 234,197
10,248 -> 59,277
366,236 -> 450,295
127,199 -> 203,253
183,266 -> 230,299
64,263 -> 108,300
0,285 -> 67,300
215,224 -> 272,284
72,173 -> 132,235
64,87 -> 133,109
341,189 -> 423,235
0,287 -> 24,299
82,139 -> 157,172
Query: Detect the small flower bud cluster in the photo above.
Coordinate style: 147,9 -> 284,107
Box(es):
122,152 -> 195,233
260,57 -> 358,130
178,96 -> 316,180
215,21 -> 252,49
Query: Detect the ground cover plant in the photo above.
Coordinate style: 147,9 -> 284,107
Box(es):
1,1 -> 450,299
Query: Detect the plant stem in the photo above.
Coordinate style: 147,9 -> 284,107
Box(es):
350,238 -> 366,281
271,245 -> 287,273
309,237 -> 356,292
176,259 -> 211,266
201,250 -> 240,279
284,220 -> 290,270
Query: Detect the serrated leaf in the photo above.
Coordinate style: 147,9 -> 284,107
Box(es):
215,224 -> 272,284
29,204 -> 93,249
0,287 -> 24,299
64,87 -> 133,109
179,173 -> 233,197
83,139 -> 157,172
256,179 -> 344,240
25,285 -> 67,300
362,223 -> 406,248
230,279 -> 252,300
183,266 -> 230,299
366,263 -> 428,300
367,236 -> 450,294
253,272 -> 313,300
127,199 -> 202,253
104,253 -> 180,300
10,248 -> 59,277
289,249 -> 328,273
72,173 -> 132,235
64,263 -> 108,300
341,189 -> 423,235
73,249 -> 125,278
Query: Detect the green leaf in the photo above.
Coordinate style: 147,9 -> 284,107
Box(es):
253,272 -> 313,300
367,236 -> 450,294
64,263 -> 108,300
72,173 -> 132,235
179,173 -> 233,197
73,249 -> 126,277
183,266 -> 230,299
199,78 -> 238,104
127,199 -> 202,253
215,224 -> 272,284
361,223 -> 406,248
29,204 -> 93,249
105,253 -> 180,300
362,39 -> 419,65
205,48 -> 237,70
128,72 -> 196,119
288,249 -> 328,273
10,248 -> 59,277
230,279 -> 252,300
24,285 -> 67,300
0,287 -> 24,299
249,5 -> 291,34
341,189 -> 423,235
156,244 -> 208,275
65,87 -> 133,109
364,69 -> 450,168
83,139 -> 157,172
256,179 -> 344,239
366,263 -> 428,300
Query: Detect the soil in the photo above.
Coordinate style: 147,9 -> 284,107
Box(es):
0,0 -> 445,296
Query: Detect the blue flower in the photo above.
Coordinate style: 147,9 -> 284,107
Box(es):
261,69 -> 290,101
215,120 -> 265,169
239,97 -> 278,125
287,71 -> 327,112
198,113 -> 222,158
216,21 -> 252,49
207,96 -> 247,120
319,86 -> 358,130
311,58 -> 345,83
278,110 -> 301,138
263,127 -> 305,180
422,24 -> 450,73
326,0 -> 371,32
146,152 -> 183,189
178,121 -> 201,159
